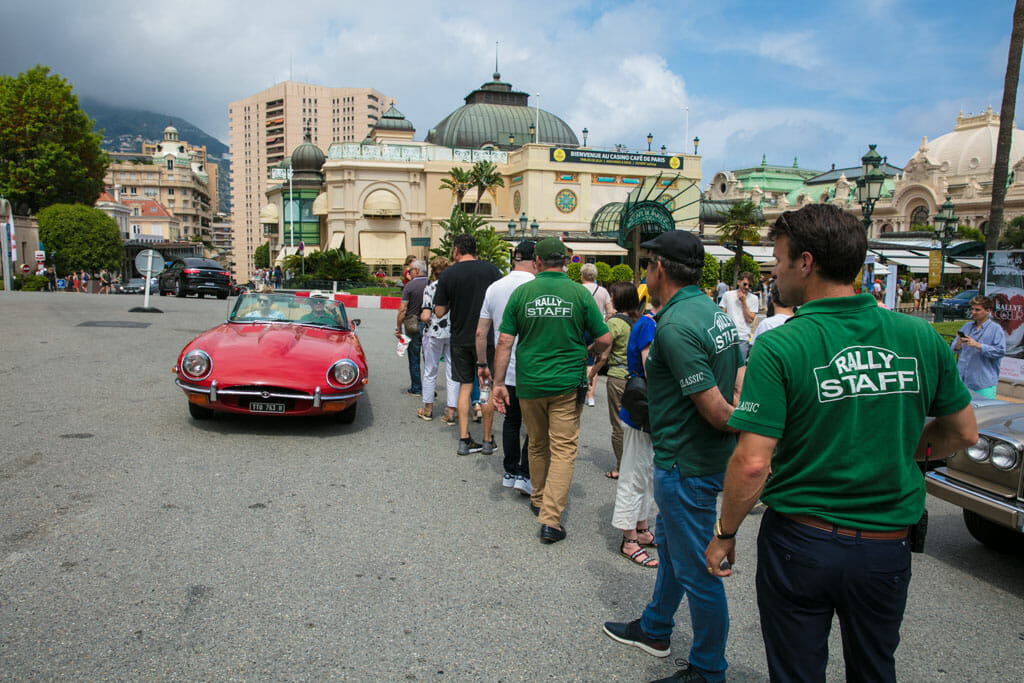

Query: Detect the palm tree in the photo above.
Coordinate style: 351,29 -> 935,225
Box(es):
986,0 -> 1024,256
469,160 -> 505,216
717,199 -> 765,285
439,167 -> 473,207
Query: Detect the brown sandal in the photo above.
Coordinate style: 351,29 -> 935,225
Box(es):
636,528 -> 657,547
621,539 -> 658,568
416,407 -> 433,421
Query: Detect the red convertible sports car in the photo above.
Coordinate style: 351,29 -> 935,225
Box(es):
174,291 -> 368,423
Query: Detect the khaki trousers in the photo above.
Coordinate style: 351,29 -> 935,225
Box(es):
519,390 -> 583,527
605,375 -> 627,468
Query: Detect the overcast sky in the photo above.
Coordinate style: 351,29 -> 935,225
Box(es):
1,0 -> 1018,186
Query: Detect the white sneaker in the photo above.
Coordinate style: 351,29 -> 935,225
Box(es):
502,472 -> 516,488
513,476 -> 533,496
586,397 -> 596,407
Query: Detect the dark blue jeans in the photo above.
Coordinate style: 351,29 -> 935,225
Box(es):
502,384 -> 529,477
407,325 -> 422,393
756,508 -> 911,683
641,466 -> 728,683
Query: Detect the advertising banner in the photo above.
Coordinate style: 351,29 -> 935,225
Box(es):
549,147 -> 682,169
928,250 -> 942,288
984,250 -> 1024,380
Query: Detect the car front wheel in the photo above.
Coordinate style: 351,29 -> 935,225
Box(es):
337,403 -> 358,424
963,509 -> 1021,551
188,402 -> 214,420
174,279 -> 186,298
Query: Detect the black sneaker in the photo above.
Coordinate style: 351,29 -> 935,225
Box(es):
602,619 -> 670,658
651,661 -> 708,682
457,438 -> 482,455
481,439 -> 496,455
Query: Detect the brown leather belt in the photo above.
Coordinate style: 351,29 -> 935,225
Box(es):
781,512 -> 909,539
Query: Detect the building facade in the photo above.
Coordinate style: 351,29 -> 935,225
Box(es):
228,81 -> 397,279
103,125 -> 216,240
256,75 -> 702,280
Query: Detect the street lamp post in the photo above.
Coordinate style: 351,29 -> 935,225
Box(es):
855,144 -> 885,234
693,137 -> 700,154
582,128 -> 588,146
530,219 -> 539,239
934,196 -> 958,299
660,145 -> 667,155
529,123 -> 536,143
647,133 -> 653,152
507,218 -> 517,239
508,133 -> 514,148
519,213 -> 528,236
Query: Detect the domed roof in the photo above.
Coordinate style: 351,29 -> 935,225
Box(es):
915,106 -> 1024,180
426,73 -> 578,149
374,105 -> 415,132
163,124 -> 179,137
291,141 -> 325,172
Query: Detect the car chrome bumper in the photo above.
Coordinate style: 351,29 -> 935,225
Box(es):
176,379 -> 363,407
926,468 -> 1024,532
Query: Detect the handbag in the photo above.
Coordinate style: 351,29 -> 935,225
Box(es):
621,374 -> 650,431
402,313 -> 420,338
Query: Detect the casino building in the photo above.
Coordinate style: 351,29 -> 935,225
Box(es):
258,72 -> 702,279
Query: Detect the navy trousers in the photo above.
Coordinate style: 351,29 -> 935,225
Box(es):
756,508 -> 911,683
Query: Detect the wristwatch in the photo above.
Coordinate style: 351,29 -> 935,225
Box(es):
714,519 -> 736,540
476,362 -> 488,368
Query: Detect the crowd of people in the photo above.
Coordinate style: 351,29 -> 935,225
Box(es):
392,206 -> 986,681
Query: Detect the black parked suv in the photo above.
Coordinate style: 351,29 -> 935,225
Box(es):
159,258 -> 231,299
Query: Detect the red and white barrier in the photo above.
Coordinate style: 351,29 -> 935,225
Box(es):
296,290 -> 401,310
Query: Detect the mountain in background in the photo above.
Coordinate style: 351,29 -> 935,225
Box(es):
80,96 -> 231,215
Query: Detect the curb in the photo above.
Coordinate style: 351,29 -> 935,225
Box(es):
296,290 -> 401,310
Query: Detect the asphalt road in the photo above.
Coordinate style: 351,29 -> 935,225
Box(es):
1,292 -> 1022,681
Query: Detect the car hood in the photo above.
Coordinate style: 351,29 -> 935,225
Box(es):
972,400 -> 1024,439
180,322 -> 366,387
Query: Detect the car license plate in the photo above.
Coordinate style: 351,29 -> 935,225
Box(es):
203,281 -> 214,286
249,402 -> 285,413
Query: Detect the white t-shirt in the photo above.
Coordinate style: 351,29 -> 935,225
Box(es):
720,289 -> 759,341
751,313 -> 791,346
582,281 -> 612,318
479,270 -> 534,386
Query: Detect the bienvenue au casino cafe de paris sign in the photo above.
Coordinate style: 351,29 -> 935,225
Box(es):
549,148 -> 683,169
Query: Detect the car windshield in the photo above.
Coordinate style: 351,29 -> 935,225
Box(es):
228,292 -> 349,329
953,290 -> 978,300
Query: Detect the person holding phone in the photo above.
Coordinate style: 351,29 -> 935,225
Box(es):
952,295 -> 1006,399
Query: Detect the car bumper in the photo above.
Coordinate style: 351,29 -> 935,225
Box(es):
926,467 -> 1024,532
176,378 -> 363,415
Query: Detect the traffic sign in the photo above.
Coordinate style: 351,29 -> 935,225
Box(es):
134,249 -> 165,275
34,250 -> 45,262
21,264 -> 30,274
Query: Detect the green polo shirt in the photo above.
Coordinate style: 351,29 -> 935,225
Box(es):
728,293 -> 972,530
499,271 -> 609,399
646,285 -> 744,476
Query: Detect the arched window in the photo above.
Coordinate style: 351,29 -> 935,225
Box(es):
910,205 -> 929,228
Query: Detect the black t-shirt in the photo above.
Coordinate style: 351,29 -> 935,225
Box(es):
433,259 -> 501,346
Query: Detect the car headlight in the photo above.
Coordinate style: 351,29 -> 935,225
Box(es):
328,359 -> 359,388
181,350 -> 212,380
990,441 -> 1020,471
966,436 -> 990,463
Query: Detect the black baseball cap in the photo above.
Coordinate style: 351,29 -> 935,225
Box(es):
513,240 -> 536,261
639,230 -> 704,267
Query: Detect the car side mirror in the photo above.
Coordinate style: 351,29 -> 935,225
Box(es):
350,318 -> 361,328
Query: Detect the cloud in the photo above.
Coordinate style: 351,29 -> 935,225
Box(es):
755,31 -> 825,70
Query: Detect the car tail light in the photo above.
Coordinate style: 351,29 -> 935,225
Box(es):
183,268 -> 200,274
219,271 -> 229,277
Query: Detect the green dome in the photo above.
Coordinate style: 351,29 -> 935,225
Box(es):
374,104 -> 415,132
291,141 -> 324,172
426,73 -> 578,149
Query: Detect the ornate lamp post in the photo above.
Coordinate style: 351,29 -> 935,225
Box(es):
647,133 -> 653,151
519,213 -> 528,235
530,218 -> 539,239
508,133 -> 514,148
507,218 -> 517,239
933,196 -> 958,298
582,128 -> 588,146
855,144 -> 885,233
660,145 -> 667,155
529,123 -> 536,142
693,136 -> 700,154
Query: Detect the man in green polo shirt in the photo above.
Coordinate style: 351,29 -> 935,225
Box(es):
492,237 -> 610,544
603,230 -> 744,683
705,204 -> 978,682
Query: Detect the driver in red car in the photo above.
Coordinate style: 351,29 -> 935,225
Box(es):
301,296 -> 341,326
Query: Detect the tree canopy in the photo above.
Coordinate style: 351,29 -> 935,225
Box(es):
431,206 -> 509,273
0,66 -> 108,213
717,200 -> 764,285
282,248 -> 370,284
253,242 -> 270,269
469,160 -> 504,215
439,167 -> 473,206
37,204 -> 123,274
